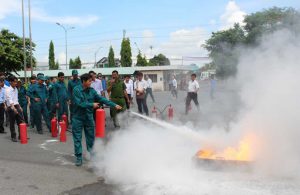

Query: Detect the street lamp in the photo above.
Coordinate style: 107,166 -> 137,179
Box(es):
56,23 -> 75,70
28,0 -> 34,76
21,0 -> 27,83
94,46 -> 103,68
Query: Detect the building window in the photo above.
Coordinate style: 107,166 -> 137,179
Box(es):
147,74 -> 157,83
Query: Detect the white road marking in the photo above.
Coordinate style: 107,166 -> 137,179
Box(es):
39,139 -> 74,156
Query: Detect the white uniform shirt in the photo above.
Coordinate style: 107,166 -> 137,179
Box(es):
188,80 -> 199,93
91,78 -> 103,95
0,87 -> 5,104
6,86 -> 19,106
129,79 -> 133,85
135,79 -> 147,92
172,79 -> 177,88
124,81 -> 134,95
146,78 -> 152,89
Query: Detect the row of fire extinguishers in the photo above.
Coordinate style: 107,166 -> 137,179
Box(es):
18,109 -> 107,145
151,104 -> 174,120
17,114 -> 68,145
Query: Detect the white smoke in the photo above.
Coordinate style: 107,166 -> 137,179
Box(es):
234,29 -> 300,177
92,28 -> 300,194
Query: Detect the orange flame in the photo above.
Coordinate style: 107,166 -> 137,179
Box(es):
197,136 -> 254,161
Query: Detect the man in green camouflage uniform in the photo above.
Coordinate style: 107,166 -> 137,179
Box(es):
107,70 -> 129,128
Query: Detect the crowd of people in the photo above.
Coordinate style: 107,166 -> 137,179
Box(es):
0,70 -> 156,166
0,69 -> 208,166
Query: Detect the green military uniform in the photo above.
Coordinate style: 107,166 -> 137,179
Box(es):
47,80 -> 58,120
68,70 -> 81,121
72,85 -> 117,165
55,80 -> 69,121
18,85 -> 28,124
108,78 -> 127,127
27,83 -> 35,128
27,76 -> 50,133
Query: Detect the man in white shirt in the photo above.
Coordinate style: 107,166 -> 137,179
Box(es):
185,73 -> 200,115
124,75 -> 133,109
145,75 -> 155,103
6,76 -> 24,142
89,71 -> 104,96
171,75 -> 178,99
0,78 -> 6,134
135,72 -> 149,116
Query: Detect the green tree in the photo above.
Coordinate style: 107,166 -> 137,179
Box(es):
48,40 -> 57,70
244,7 -> 300,44
203,23 -> 245,79
148,53 -> 170,66
136,51 -> 148,66
108,46 -> 116,67
69,58 -> 74,69
69,56 -> 82,69
120,38 -> 132,67
203,7 -> 300,79
0,29 -> 36,73
55,60 -> 59,70
142,54 -> 148,66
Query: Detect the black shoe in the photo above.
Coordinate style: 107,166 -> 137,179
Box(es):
75,158 -> 83,166
11,138 -> 17,142
37,131 -> 43,134
0,131 -> 7,134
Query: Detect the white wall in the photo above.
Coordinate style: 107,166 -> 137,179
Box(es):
143,70 -> 164,91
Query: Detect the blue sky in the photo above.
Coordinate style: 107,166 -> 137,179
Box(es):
0,0 -> 299,67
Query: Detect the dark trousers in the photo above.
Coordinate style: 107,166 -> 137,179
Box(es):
125,94 -> 131,109
5,110 -> 9,127
145,88 -> 155,102
0,103 -> 5,132
47,101 -> 56,121
136,98 -> 149,116
20,103 -> 28,124
8,105 -> 24,139
30,102 -> 34,128
34,103 -> 50,133
185,92 -> 199,114
72,117 -> 95,160
171,86 -> 177,98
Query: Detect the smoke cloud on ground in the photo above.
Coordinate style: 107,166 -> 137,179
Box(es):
92,28 -> 300,194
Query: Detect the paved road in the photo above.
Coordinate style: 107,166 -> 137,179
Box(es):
0,82 -> 241,194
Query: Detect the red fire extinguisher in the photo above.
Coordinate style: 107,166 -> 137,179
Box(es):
168,104 -> 174,121
59,120 -> 66,142
151,106 -> 158,118
62,114 -> 68,128
51,117 -> 58,137
95,109 -> 105,138
19,123 -> 28,144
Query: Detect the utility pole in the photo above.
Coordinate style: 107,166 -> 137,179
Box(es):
56,23 -> 75,70
21,0 -> 27,83
28,0 -> 33,76
94,46 -> 102,68
150,45 -> 153,58
123,29 -> 126,39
